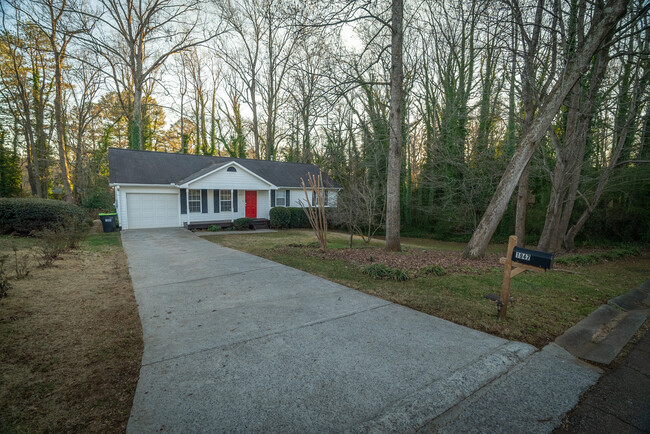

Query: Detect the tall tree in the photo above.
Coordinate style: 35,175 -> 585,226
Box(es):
15,0 -> 88,202
87,0 -> 214,150
385,0 -> 403,251
463,0 -> 629,258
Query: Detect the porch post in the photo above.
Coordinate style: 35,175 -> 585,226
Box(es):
186,188 -> 191,225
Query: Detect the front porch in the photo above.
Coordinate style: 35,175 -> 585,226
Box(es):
185,218 -> 271,231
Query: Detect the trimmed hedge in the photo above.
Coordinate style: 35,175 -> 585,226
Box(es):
233,217 -> 253,230
270,207 -> 311,229
270,206 -> 333,229
270,207 -> 291,228
0,198 -> 88,235
288,207 -> 310,228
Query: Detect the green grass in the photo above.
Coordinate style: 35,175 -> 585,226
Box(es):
0,232 -> 122,254
555,247 -> 641,266
84,232 -> 122,250
205,229 -> 650,347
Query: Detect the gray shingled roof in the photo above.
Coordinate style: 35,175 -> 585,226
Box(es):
108,148 -> 341,188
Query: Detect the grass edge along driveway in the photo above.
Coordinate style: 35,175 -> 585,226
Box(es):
205,229 -> 650,348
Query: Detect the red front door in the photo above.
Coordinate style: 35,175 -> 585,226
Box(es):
245,191 -> 257,218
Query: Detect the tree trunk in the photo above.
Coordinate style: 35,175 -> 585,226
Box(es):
463,0 -> 628,258
385,0 -> 403,252
132,81 -> 143,150
538,43 -> 610,252
53,50 -> 73,202
250,78 -> 260,159
564,68 -> 643,249
515,164 -> 529,247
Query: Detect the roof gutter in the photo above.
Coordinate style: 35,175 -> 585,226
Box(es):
109,183 -> 180,188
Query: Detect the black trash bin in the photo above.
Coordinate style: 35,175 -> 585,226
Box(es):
98,213 -> 118,233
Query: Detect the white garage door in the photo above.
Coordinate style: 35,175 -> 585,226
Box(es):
126,193 -> 179,229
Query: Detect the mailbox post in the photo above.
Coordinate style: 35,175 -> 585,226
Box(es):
498,235 -> 553,319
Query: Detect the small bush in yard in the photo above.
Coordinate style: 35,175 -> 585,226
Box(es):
207,225 -> 221,232
0,198 -> 88,235
13,247 -> 30,279
233,218 -> 253,230
420,264 -> 447,276
270,207 -> 291,228
37,229 -> 70,267
0,255 -> 11,296
64,217 -> 89,250
361,263 -> 410,281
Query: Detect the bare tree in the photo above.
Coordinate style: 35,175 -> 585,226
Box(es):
85,0 -> 215,150
14,0 -> 90,202
332,176 -> 385,247
214,0 -> 264,158
383,0 -> 404,251
299,172 -> 328,251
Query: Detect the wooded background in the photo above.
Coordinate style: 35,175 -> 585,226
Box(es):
0,0 -> 648,255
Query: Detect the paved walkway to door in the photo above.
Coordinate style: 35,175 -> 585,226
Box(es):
122,228 -> 599,433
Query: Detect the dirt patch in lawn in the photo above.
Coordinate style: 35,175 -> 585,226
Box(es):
279,245 -> 501,273
0,238 -> 143,433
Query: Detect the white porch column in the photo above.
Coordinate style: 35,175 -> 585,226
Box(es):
186,188 -> 191,225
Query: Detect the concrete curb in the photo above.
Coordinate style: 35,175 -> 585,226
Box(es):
347,342 -> 536,433
555,280 -> 650,365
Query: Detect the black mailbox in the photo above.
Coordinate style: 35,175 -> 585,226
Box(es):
511,246 -> 554,270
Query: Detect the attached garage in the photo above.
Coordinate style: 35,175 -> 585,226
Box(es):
125,193 -> 179,229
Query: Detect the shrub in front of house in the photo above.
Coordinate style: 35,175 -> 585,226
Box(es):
0,198 -> 89,235
288,207 -> 310,228
233,218 -> 253,231
207,225 -> 221,232
270,207 -> 291,229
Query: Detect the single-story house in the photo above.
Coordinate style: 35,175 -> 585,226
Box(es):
108,148 -> 341,230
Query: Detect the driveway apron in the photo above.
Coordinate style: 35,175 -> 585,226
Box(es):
122,229 -> 543,432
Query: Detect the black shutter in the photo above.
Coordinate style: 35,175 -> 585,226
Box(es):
180,189 -> 187,214
214,189 -> 220,213
286,189 -> 290,207
201,189 -> 208,213
233,190 -> 238,212
271,190 -> 276,207
312,191 -> 315,206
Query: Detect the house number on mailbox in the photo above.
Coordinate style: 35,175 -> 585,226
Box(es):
515,251 -> 531,261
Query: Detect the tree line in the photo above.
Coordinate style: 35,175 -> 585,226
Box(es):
0,0 -> 648,255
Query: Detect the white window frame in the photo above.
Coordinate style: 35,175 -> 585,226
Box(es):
188,189 -> 201,213
276,190 -> 286,207
220,190 -> 232,212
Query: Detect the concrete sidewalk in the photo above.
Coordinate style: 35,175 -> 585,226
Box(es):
122,228 -> 599,433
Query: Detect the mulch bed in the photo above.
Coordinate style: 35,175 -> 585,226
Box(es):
276,245 -> 502,274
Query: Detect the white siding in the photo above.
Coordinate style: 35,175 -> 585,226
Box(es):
257,190 -> 270,219
276,188 -> 338,208
181,189 -> 260,224
189,166 -> 271,190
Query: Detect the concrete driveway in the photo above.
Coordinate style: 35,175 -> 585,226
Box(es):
122,228 -> 597,433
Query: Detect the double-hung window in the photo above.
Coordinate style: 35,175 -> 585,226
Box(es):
275,190 -> 286,207
188,189 -> 201,213
220,190 -> 232,212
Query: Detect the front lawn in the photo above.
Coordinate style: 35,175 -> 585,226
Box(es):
205,230 -> 649,347
0,232 -> 142,433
